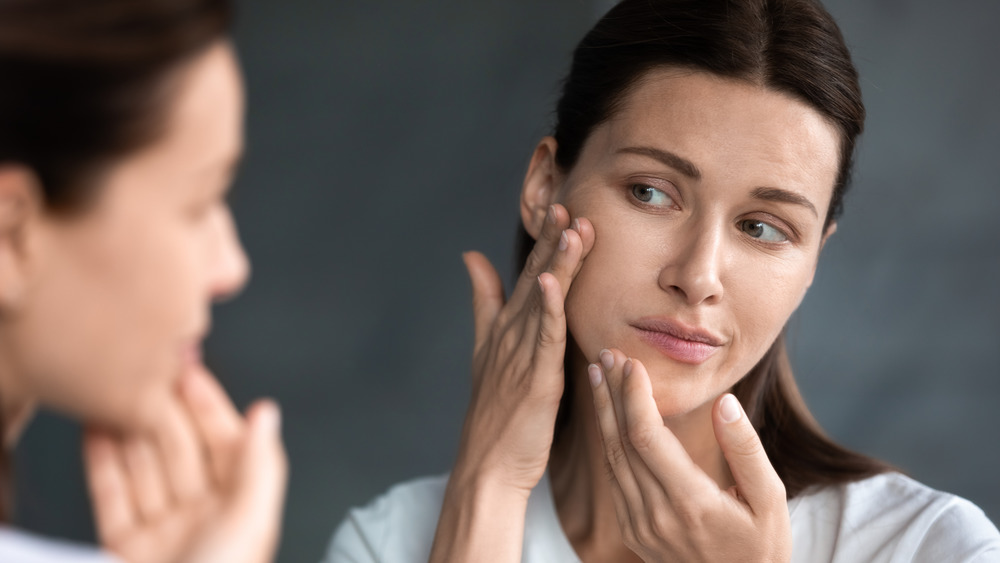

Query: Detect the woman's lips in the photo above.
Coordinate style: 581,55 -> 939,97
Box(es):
632,318 -> 723,364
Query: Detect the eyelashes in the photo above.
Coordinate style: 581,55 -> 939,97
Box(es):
629,183 -> 676,208
738,219 -> 788,243
625,181 -> 796,245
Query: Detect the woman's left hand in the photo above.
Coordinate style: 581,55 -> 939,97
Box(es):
83,367 -> 287,563
589,348 -> 791,563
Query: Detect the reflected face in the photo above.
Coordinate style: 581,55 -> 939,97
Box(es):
16,42 -> 248,431
558,69 -> 839,418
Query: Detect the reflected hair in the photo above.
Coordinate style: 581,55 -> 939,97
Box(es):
0,0 -> 232,521
517,0 -> 892,498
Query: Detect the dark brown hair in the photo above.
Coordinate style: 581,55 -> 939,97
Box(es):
0,0 -> 232,522
524,0 -> 892,497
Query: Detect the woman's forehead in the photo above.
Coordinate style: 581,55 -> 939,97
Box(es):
590,70 -> 841,194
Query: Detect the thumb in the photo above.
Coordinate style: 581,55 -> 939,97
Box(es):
712,394 -> 786,511
225,399 -> 287,561
463,251 -> 504,353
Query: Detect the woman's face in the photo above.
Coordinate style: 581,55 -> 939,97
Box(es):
538,69 -> 840,419
10,42 -> 247,432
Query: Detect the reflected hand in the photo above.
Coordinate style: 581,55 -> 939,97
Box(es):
589,349 -> 791,562
83,367 -> 287,563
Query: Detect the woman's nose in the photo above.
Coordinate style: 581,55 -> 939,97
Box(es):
657,223 -> 725,306
208,207 -> 250,302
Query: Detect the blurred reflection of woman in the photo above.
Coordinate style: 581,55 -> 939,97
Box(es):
1,1 -> 286,561
327,0 -> 1000,561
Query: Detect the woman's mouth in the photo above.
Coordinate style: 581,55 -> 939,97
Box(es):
631,318 -> 723,364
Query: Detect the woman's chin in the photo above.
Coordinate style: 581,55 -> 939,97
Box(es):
645,368 -> 727,421
80,386 -> 173,435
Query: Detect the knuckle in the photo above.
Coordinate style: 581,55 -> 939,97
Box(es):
606,439 -> 630,468
732,430 -> 764,458
536,318 -> 564,348
673,499 -> 709,533
621,526 -> 639,549
626,419 -> 657,451
526,292 -> 544,318
493,308 -> 513,331
497,327 -> 521,358
523,248 -> 546,276
633,518 -> 656,546
602,459 -> 616,482
650,509 -> 677,539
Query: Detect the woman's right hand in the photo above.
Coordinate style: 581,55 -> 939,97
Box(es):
430,203 -> 594,562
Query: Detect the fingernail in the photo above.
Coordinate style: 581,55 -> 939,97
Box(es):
588,364 -> 603,387
720,394 -> 741,423
624,359 -> 633,377
537,275 -> 546,293
599,349 -> 614,370
547,205 -> 557,225
558,230 -> 568,251
572,218 -> 582,232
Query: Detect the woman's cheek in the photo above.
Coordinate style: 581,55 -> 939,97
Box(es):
563,242 -> 631,359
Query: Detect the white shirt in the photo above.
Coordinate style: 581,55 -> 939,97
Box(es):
0,526 -> 120,563
324,472 -> 1000,562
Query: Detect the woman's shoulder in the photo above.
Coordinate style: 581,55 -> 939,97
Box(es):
0,526 -> 120,563
790,472 -> 1000,562
322,472 -> 579,563
323,473 -> 450,562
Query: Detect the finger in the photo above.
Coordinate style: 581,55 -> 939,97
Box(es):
463,251 -> 505,354
180,367 -> 245,486
604,351 -> 677,507
588,355 -> 645,514
225,400 -> 288,561
541,223 -> 586,303
619,357 -> 715,497
521,218 -> 589,359
506,204 -> 570,309
154,395 -> 209,502
120,435 -> 170,522
532,273 -> 569,377
712,393 -> 786,512
567,216 -> 596,279
83,429 -> 137,544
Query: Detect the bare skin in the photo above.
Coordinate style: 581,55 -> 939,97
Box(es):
432,68 -> 839,562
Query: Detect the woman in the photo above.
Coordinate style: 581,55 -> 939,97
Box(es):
327,0 -> 1000,561
0,0 -> 286,561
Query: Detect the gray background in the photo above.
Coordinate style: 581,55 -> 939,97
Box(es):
13,1 -> 1000,561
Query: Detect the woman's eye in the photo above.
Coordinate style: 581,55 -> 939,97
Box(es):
739,219 -> 788,243
630,184 -> 674,207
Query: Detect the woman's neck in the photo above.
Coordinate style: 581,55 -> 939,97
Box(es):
548,347 -> 732,562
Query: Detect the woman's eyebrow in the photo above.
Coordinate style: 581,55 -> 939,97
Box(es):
616,146 -> 701,179
751,186 -> 818,217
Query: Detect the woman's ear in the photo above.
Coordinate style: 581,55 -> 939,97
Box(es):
805,221 -> 838,289
0,166 -> 42,310
820,221 -> 838,250
520,137 -> 561,239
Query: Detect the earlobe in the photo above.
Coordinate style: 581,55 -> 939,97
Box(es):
520,137 -> 561,239
0,166 -> 42,310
